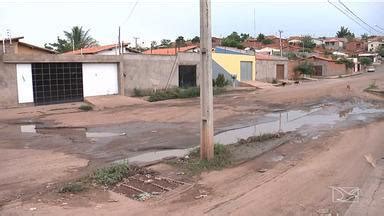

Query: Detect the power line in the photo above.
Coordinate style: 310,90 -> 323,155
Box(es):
375,25 -> 384,32
327,0 -> 372,33
121,0 -> 139,25
338,0 -> 382,34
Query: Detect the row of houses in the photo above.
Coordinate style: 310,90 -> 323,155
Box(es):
0,36 -> 367,108
241,35 -> 384,55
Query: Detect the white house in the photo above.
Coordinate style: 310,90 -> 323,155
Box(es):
368,41 -> 384,52
255,47 -> 280,55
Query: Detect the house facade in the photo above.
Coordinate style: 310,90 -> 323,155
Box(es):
1,36 -> 57,55
0,52 -> 201,107
255,54 -> 288,82
324,38 -> 346,50
368,41 -> 384,52
212,52 -> 256,82
304,56 -> 351,77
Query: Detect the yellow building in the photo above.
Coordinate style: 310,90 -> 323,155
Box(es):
212,52 -> 256,81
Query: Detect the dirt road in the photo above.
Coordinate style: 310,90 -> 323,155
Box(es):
0,68 -> 384,215
2,118 -> 384,215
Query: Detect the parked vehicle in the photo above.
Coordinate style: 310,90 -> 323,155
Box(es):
366,66 -> 375,72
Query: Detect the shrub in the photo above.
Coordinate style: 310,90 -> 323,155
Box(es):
92,163 -> 131,186
133,88 -> 153,97
213,74 -> 229,87
147,87 -> 226,102
184,144 -> 231,173
285,52 -> 298,60
79,104 -> 93,111
59,182 -> 86,193
360,57 -> 372,66
294,61 -> 314,75
377,47 -> 384,57
337,58 -> 354,69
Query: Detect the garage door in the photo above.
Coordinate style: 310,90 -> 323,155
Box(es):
276,64 -> 285,80
17,64 -> 34,103
32,63 -> 83,105
240,61 -> 253,81
82,63 -> 118,97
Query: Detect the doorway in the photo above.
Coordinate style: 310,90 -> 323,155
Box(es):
179,65 -> 197,88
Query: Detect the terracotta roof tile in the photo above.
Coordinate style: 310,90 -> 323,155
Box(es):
64,44 -> 127,55
143,45 -> 198,55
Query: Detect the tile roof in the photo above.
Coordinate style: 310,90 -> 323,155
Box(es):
64,43 -> 129,55
306,55 -> 337,62
143,45 -> 198,55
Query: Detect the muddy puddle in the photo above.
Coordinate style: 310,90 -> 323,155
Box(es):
215,103 -> 384,145
15,101 -> 384,165
127,102 -> 384,164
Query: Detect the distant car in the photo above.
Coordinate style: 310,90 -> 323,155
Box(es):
366,66 -> 375,72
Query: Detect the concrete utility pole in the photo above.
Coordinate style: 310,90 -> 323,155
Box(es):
133,37 -> 140,49
199,0 -> 214,160
278,30 -> 283,57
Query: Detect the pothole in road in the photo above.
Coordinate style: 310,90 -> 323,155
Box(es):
214,102 -> 384,145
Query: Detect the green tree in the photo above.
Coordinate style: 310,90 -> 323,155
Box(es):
261,39 -> 272,45
336,26 -> 355,38
46,26 -> 98,53
240,33 -> 250,42
377,46 -> 384,57
160,39 -> 172,47
302,36 -> 316,49
294,61 -> 315,75
360,57 -> 372,66
337,58 -> 354,69
191,36 -> 200,44
221,32 -> 243,49
256,33 -> 265,42
175,36 -> 186,47
361,33 -> 369,41
150,41 -> 157,49
213,74 -> 229,87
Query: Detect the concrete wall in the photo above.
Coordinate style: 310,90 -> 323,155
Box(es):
212,53 -> 256,81
306,59 -> 349,76
255,59 -> 288,82
122,53 -> 200,95
0,55 -> 18,107
1,53 -> 201,106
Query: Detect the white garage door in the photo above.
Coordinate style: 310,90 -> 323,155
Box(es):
82,63 -> 118,97
16,64 -> 34,103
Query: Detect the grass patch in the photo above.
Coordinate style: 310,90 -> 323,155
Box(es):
147,87 -> 226,102
172,144 -> 232,174
237,133 -> 281,145
79,104 -> 93,111
133,88 -> 154,97
92,163 -> 132,186
59,182 -> 87,193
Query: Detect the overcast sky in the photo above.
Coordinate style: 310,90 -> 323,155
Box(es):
0,0 -> 383,47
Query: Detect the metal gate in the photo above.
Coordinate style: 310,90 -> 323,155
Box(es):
240,61 -> 253,81
32,63 -> 84,105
